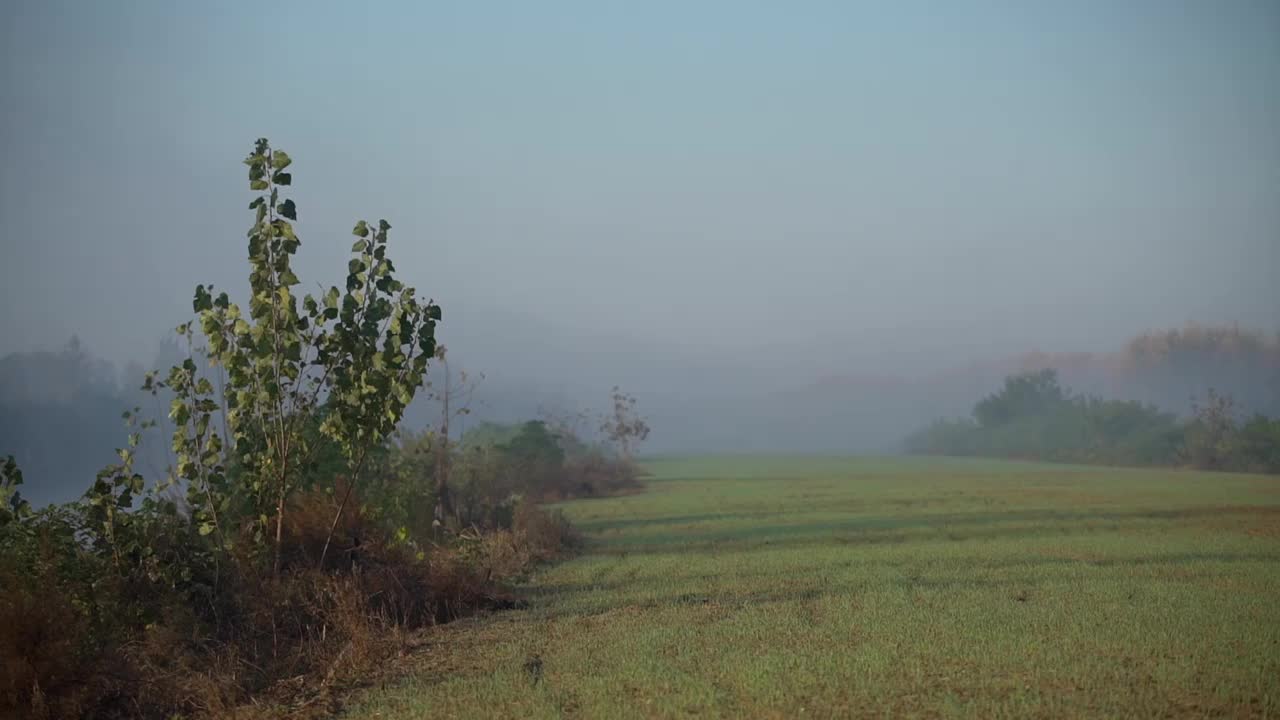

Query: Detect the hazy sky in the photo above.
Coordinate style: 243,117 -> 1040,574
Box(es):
2,0 -> 1277,372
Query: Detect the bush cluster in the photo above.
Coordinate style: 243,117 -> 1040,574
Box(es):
0,475 -> 579,719
0,140 -> 642,719
906,369 -> 1280,473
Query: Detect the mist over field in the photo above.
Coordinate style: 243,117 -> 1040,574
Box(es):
3,0 -> 1278,505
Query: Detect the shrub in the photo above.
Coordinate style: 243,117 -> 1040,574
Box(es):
1234,415 -> 1280,473
905,371 -> 1277,473
513,500 -> 579,562
0,484 -> 579,718
0,140 -> 588,719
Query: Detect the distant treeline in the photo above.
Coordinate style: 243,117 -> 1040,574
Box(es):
0,338 -> 177,506
905,368 -> 1280,474
5,323 -> 1278,498
1016,324 -> 1280,417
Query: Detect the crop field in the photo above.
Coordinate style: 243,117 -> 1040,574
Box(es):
343,456 -> 1280,719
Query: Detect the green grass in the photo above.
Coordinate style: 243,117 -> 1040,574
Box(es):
342,456 -> 1280,719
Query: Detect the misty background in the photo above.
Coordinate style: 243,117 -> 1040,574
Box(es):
2,1 -> 1277,504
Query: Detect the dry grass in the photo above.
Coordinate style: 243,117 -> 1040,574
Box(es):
0,486 -> 579,719
0,575 -> 104,720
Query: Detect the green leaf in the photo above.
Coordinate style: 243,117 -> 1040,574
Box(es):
250,179 -> 269,191
193,285 -> 213,312
353,220 -> 369,237
427,304 -> 442,321
169,399 -> 191,426
378,219 -> 391,232
198,522 -> 215,536
273,171 -> 292,186
249,197 -> 265,209
275,220 -> 297,241
352,239 -> 367,252
272,150 -> 292,170
279,269 -> 300,286
278,199 -> 297,220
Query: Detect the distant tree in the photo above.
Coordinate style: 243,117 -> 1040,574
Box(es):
906,370 -> 1186,467
1234,414 -> 1280,474
459,421 -> 524,450
538,405 -> 595,457
496,421 -> 566,493
1121,324 -> 1280,416
428,345 -> 483,529
600,386 -> 649,461
973,369 -> 1067,428
498,421 -> 564,467
1181,389 -> 1238,471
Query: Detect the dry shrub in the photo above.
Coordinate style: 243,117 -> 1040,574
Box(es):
478,529 -> 532,580
280,480 -> 372,573
158,568 -> 403,717
0,480 -> 582,719
556,453 -> 643,500
0,575 -> 106,720
513,501 -> 578,562
123,621 -> 242,719
421,544 -> 519,622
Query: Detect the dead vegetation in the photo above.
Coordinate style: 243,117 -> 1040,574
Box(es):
0,487 -> 581,720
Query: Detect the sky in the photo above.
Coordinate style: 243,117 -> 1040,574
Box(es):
1,0 -> 1277,377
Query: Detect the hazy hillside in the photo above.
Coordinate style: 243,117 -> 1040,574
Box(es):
410,323 -> 1280,456
5,323 -> 1276,504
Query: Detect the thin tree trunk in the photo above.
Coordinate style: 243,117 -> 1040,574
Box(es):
273,484 -> 286,577
435,363 -> 454,528
435,418 -> 453,525
319,450 -> 370,570
319,480 -> 356,570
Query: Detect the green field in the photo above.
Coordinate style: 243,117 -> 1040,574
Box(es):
342,456 -> 1280,719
